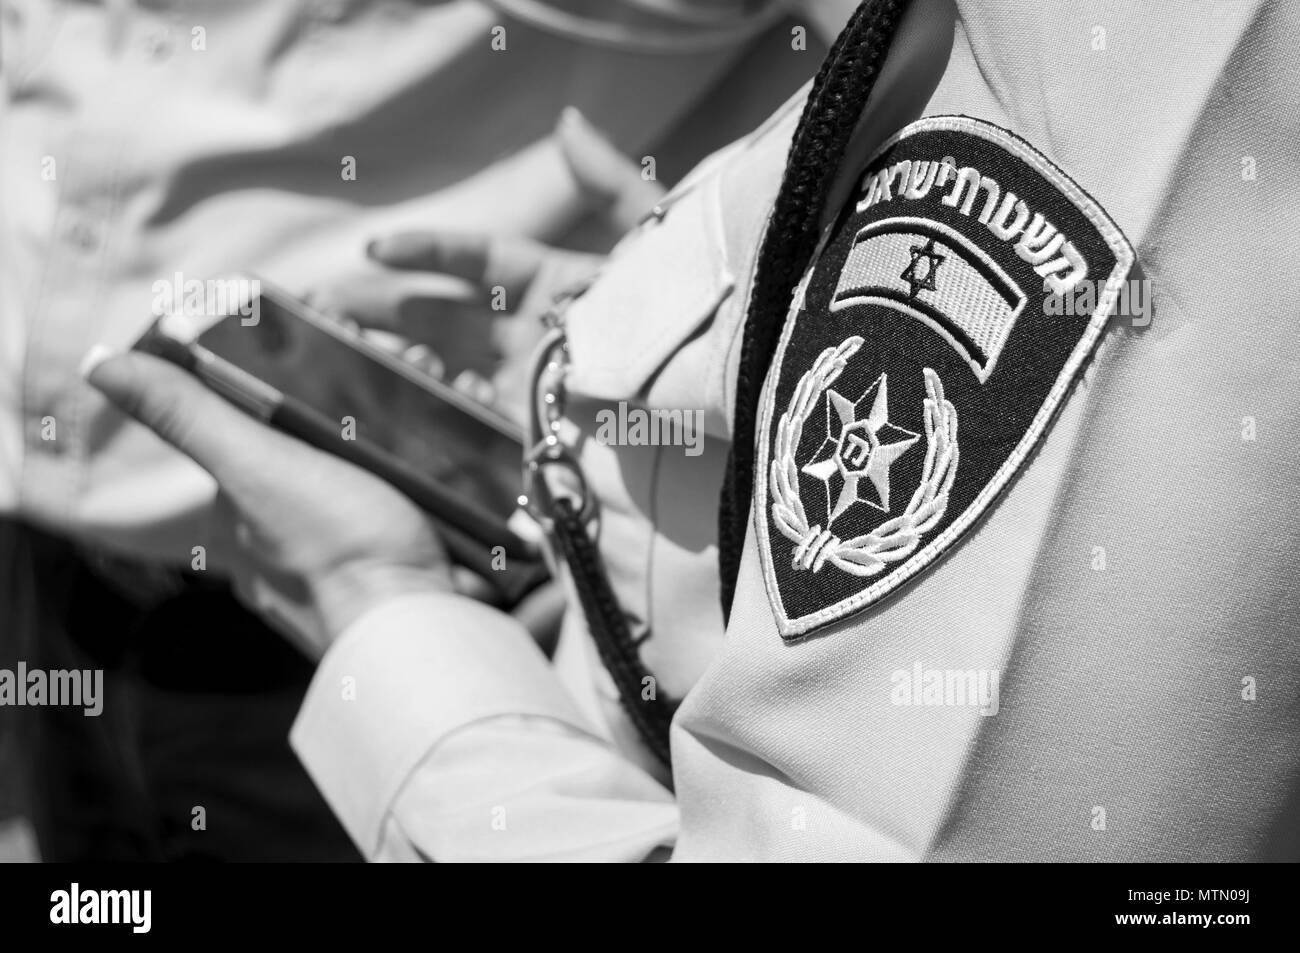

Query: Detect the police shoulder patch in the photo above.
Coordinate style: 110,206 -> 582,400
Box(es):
755,115 -> 1134,639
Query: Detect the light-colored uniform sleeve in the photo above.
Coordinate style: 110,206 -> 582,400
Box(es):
289,0 -> 962,865
290,592 -> 678,862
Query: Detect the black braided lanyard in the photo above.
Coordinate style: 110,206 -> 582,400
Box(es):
524,308 -> 678,768
550,498 -> 676,765
718,0 -> 911,621
529,0 -> 913,766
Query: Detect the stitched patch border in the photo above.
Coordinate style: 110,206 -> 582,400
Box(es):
754,114 -> 1136,640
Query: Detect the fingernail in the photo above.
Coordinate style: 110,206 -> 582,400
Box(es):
559,105 -> 584,128
79,343 -> 118,381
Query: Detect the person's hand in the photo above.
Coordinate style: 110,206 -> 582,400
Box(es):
84,348 -> 453,659
307,107 -> 667,421
553,104 -> 669,236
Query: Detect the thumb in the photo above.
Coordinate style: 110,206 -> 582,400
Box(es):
557,107 -> 666,233
84,347 -> 298,492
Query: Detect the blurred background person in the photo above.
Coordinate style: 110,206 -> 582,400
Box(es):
0,0 -> 826,861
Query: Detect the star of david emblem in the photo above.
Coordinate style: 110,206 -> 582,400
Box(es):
800,373 -> 919,524
900,237 -> 946,299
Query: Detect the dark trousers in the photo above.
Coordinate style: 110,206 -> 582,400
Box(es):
0,519 -> 360,862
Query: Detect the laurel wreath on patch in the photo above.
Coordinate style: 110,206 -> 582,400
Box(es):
770,336 -> 960,576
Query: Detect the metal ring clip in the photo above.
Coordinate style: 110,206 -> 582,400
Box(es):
522,438 -> 596,530
520,316 -> 597,531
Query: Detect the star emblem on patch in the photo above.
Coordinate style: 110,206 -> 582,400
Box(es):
755,115 -> 1135,639
801,374 -> 919,519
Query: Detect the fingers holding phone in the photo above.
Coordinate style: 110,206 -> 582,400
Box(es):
304,232 -> 600,425
84,347 -> 455,650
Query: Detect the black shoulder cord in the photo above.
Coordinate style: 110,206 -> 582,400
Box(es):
717,0 -> 911,622
528,0 -> 912,768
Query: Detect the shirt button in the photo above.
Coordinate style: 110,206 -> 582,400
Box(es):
65,221 -> 101,253
145,28 -> 173,59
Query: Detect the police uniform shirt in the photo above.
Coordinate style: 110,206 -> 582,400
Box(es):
291,0 -> 1300,861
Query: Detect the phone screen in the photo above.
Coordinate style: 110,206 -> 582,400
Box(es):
194,290 -> 526,524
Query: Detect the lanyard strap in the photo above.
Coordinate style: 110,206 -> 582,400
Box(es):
549,496 -> 678,765
717,0 -> 913,620
522,292 -> 678,767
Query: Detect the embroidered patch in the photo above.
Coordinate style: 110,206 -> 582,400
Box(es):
756,115 -> 1134,639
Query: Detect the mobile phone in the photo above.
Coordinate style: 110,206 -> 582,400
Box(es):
136,274 -> 546,605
